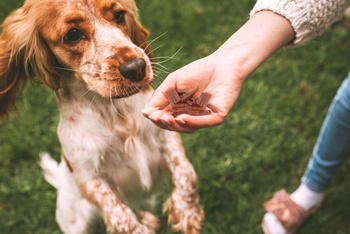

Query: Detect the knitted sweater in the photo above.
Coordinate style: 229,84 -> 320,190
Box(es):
250,0 -> 350,46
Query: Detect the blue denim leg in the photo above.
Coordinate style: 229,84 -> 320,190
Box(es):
302,72 -> 350,193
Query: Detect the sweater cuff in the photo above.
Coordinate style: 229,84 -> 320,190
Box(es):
250,0 -> 349,47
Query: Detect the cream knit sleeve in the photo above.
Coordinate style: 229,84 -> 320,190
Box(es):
250,0 -> 350,46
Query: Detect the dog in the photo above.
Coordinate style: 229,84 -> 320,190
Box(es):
0,0 -> 204,233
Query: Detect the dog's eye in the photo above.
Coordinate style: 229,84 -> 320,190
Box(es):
64,29 -> 84,43
115,11 -> 125,24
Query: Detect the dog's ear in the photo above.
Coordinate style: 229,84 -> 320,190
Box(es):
0,7 -> 61,118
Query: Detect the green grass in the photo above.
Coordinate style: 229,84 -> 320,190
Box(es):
1,0 -> 350,233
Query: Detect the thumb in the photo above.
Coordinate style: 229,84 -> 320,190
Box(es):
142,79 -> 174,116
144,70 -> 180,107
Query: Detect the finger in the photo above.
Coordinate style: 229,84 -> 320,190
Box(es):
148,109 -> 167,122
148,119 -> 169,130
145,89 -> 168,109
174,112 -> 225,129
159,112 -> 176,125
162,120 -> 198,133
148,110 -> 198,133
141,106 -> 159,118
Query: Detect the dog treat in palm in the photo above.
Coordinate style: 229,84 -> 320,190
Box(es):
165,89 -> 181,105
196,92 -> 211,108
158,100 -> 170,110
180,87 -> 199,102
159,87 -> 219,116
207,103 -> 219,113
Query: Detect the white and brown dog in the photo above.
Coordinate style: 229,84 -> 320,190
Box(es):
0,0 -> 203,233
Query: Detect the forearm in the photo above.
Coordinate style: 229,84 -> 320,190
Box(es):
211,10 -> 294,81
251,0 -> 350,46
142,11 -> 295,132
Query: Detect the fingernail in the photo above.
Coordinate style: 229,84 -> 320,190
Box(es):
160,117 -> 171,126
141,109 -> 149,118
148,113 -> 158,122
175,118 -> 185,125
142,107 -> 158,117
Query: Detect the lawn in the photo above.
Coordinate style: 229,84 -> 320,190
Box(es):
1,0 -> 350,233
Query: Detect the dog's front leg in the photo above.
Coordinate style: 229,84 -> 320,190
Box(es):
163,132 -> 204,234
76,175 -> 155,234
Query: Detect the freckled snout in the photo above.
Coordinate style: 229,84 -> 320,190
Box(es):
118,58 -> 146,82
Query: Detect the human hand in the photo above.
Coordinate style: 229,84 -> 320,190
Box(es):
142,11 -> 294,133
142,52 -> 245,133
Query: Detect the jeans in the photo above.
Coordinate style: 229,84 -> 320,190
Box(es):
302,72 -> 350,193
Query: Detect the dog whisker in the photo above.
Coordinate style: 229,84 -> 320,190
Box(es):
152,56 -> 176,61
54,66 -> 93,74
55,66 -> 103,79
154,67 -> 170,75
123,86 -> 131,98
154,47 -> 182,65
152,62 -> 170,72
80,81 -> 102,97
142,31 -> 168,52
80,88 -> 93,98
147,44 -> 165,57
130,86 -> 136,98
89,93 -> 97,108
109,87 -> 125,119
153,74 -> 166,83
80,79 -> 105,98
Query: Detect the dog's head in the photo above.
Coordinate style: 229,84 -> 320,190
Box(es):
0,0 -> 153,117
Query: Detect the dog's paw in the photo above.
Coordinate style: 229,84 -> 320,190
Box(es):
107,223 -> 155,234
106,209 -> 156,234
138,211 -> 161,231
163,191 -> 204,234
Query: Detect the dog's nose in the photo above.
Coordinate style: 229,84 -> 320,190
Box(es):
118,58 -> 146,82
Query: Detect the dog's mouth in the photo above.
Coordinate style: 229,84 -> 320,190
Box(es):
79,57 -> 153,99
87,74 -> 152,99
109,82 -> 145,98
109,58 -> 153,98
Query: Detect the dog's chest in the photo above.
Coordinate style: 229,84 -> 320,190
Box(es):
58,94 -> 168,197
100,122 -> 167,194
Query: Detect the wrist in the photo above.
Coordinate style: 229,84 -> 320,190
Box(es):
212,10 -> 294,81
